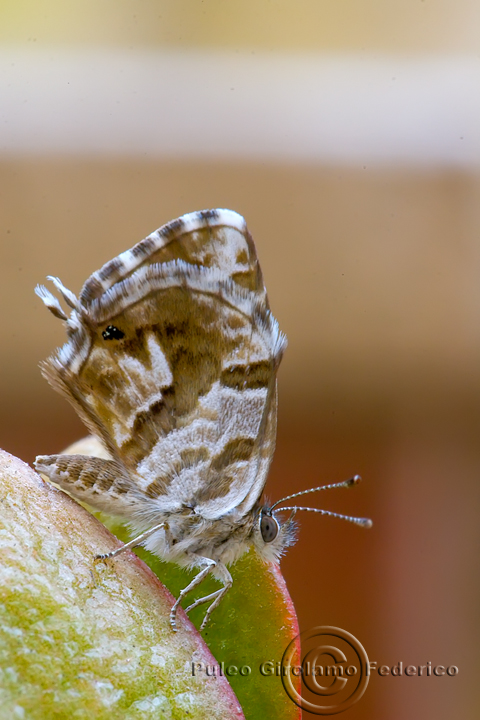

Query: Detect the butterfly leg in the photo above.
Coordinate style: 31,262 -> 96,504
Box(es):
170,558 -> 232,631
185,588 -> 224,616
94,522 -> 165,560
198,563 -> 232,630
186,564 -> 233,631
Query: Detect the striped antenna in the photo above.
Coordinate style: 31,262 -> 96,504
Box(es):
276,506 -> 372,529
271,475 -> 372,529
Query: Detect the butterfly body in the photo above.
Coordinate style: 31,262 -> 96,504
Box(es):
35,209 -> 296,629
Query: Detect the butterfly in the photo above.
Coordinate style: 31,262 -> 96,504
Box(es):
34,209 -> 371,630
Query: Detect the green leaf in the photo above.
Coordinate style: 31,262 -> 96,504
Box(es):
0,449 -> 245,719
100,512 -> 301,720
57,435 -> 301,720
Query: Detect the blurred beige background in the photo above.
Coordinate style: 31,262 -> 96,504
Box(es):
1,2 -> 479,718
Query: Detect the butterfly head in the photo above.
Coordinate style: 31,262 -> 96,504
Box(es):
253,475 -> 372,562
252,504 -> 298,562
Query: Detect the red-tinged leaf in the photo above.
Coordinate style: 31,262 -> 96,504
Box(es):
99,529 -> 302,720
67,436 -> 302,720
99,540 -> 303,720
0,449 -> 244,719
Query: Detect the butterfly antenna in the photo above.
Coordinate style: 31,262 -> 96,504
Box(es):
271,475 -> 372,529
276,505 -> 372,529
270,474 -> 362,510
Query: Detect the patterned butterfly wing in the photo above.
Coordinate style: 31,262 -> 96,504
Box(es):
38,210 -> 286,521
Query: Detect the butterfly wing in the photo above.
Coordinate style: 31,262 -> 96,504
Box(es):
37,210 -> 286,520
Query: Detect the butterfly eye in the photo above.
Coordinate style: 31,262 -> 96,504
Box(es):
102,325 -> 125,341
260,514 -> 279,543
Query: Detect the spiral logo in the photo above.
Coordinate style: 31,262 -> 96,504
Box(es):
281,626 -> 370,714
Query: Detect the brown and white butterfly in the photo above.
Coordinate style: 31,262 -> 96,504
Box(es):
35,209 -> 371,630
